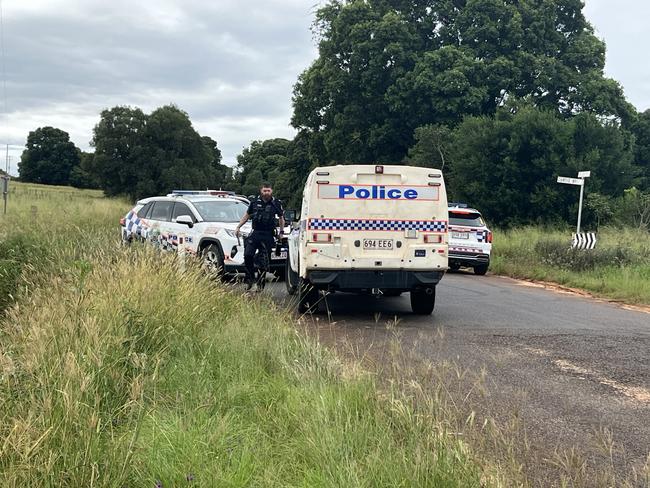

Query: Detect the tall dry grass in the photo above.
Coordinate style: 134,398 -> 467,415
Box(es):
1,183 -> 489,486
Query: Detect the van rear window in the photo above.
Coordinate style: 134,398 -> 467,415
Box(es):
449,212 -> 484,227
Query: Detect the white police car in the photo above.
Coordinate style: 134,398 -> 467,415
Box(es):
120,190 -> 287,275
448,203 -> 492,275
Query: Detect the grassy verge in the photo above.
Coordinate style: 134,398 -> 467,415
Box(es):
1,184 -> 490,486
490,226 -> 650,305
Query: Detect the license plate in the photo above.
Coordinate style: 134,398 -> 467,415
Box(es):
452,232 -> 469,239
272,250 -> 287,260
363,239 -> 393,250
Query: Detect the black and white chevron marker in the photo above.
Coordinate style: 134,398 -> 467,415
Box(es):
572,232 -> 597,250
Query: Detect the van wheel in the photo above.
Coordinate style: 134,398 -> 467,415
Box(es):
202,244 -> 225,279
474,264 -> 489,276
286,258 -> 299,295
410,287 -> 436,315
298,280 -> 320,314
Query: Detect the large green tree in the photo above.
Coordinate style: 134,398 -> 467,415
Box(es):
91,105 -> 228,199
19,127 -> 80,185
91,106 -> 148,197
292,0 -> 633,165
446,105 -> 635,226
235,138 -> 310,208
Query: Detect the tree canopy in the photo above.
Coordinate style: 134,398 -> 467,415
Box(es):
91,105 -> 230,200
19,127 -> 81,185
292,0 -> 633,165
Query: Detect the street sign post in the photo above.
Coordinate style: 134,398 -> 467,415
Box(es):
557,171 -> 591,234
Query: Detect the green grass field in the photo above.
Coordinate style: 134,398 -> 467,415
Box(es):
490,226 -> 650,305
0,184 -> 490,486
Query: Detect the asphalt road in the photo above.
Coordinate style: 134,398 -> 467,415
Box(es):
267,272 -> 650,486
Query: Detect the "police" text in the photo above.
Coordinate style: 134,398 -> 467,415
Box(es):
338,185 -> 419,200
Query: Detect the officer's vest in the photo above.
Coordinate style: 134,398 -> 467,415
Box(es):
252,198 -> 279,230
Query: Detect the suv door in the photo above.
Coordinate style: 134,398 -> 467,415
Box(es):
169,202 -> 197,251
147,200 -> 174,249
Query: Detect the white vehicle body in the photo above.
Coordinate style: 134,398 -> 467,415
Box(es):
121,192 -> 277,272
287,165 -> 449,314
447,204 -> 492,275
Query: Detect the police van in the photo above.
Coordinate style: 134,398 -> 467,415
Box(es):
286,165 -> 448,314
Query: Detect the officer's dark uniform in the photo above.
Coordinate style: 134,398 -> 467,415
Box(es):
244,196 -> 284,283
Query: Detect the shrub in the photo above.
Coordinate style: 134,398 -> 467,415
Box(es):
535,238 -> 634,271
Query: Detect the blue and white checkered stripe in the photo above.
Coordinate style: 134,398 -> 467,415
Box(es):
476,230 -> 488,242
308,218 -> 447,232
125,211 -> 141,233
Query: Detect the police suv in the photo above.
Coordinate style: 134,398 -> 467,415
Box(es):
447,203 -> 492,275
286,165 -> 449,314
120,190 -> 287,275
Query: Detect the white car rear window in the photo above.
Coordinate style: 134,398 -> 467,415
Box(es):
449,212 -> 485,227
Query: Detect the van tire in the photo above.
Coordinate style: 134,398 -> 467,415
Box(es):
286,258 -> 299,295
410,287 -> 436,315
474,264 -> 489,276
298,280 -> 319,314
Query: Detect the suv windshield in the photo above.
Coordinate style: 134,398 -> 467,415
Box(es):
449,211 -> 485,227
193,200 -> 248,223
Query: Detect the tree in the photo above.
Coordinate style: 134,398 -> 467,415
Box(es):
69,152 -> 100,189
91,105 -> 229,199
134,105 -> 217,198
236,138 -> 292,198
631,109 -> 650,189
91,106 -> 148,197
447,105 -> 635,226
234,137 -> 310,209
19,127 -> 80,185
406,124 -> 453,170
585,193 -> 614,229
292,0 -> 633,166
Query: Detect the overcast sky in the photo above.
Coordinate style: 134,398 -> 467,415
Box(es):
0,0 -> 648,175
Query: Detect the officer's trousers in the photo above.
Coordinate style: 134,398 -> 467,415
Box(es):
244,231 -> 275,282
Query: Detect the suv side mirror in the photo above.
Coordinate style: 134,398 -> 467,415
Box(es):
284,209 -> 298,223
176,215 -> 194,228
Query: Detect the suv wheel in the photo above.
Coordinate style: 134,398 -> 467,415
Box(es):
410,287 -> 436,315
202,243 -> 225,279
473,264 -> 489,276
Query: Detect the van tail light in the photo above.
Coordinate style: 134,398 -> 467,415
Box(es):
424,234 -> 443,244
312,233 -> 332,243
119,217 -> 126,226
487,231 -> 493,243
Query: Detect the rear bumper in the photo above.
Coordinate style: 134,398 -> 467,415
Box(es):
449,251 -> 490,267
307,269 -> 444,292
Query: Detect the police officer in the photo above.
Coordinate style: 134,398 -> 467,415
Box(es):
235,182 -> 285,289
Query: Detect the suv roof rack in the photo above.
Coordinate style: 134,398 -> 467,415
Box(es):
448,202 -> 469,208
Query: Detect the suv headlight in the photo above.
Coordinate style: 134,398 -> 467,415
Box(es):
224,229 -> 248,239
